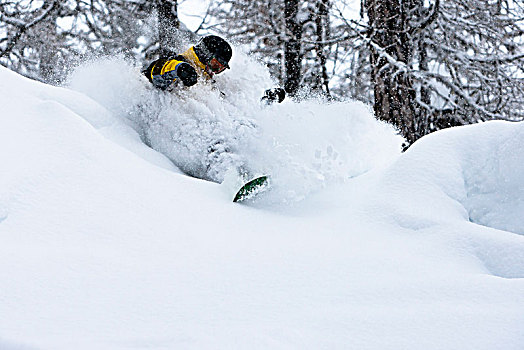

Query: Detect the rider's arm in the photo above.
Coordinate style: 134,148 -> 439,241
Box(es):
145,58 -> 198,90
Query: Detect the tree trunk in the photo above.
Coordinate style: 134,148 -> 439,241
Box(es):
284,0 -> 302,96
366,0 -> 418,146
315,0 -> 331,96
157,0 -> 180,56
38,0 -> 60,82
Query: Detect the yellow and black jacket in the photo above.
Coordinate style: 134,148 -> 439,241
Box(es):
144,47 -> 209,90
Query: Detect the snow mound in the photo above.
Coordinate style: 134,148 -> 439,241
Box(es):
400,120 -> 524,235
366,120 -> 524,278
0,65 -> 177,173
66,52 -> 403,202
458,122 -> 524,235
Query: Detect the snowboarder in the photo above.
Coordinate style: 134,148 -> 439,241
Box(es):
143,35 -> 285,104
143,35 -> 280,201
143,35 -> 232,90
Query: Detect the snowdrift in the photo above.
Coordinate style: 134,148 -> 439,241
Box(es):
386,120 -> 524,235
357,120 -> 524,278
1,62 -> 524,350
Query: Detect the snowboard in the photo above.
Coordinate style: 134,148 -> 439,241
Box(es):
233,175 -> 270,202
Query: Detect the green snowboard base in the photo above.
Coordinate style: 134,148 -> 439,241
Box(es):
233,175 -> 270,202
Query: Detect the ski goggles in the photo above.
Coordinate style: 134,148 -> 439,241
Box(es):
208,57 -> 228,74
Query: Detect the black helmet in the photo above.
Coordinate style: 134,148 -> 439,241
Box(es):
194,35 -> 232,69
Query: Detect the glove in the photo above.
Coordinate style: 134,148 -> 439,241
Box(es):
152,62 -> 198,90
176,62 -> 198,87
261,87 -> 286,104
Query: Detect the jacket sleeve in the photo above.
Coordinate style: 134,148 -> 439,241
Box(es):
144,57 -> 197,90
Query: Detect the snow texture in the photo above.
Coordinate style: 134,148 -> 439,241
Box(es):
1,50 -> 524,350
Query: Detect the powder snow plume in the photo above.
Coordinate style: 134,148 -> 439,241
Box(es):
66,50 -> 403,203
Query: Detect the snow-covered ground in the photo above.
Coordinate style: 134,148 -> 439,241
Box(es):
1,51 -> 523,350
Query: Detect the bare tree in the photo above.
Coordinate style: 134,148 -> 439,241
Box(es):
154,0 -> 196,57
208,0 -> 344,98
283,0 -> 302,96
313,0 -> 331,95
359,0 -> 523,146
0,0 -> 187,83
364,0 -> 420,145
0,0 -> 59,80
423,0 -> 524,125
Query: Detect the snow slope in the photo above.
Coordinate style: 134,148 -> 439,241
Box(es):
1,61 -> 524,350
